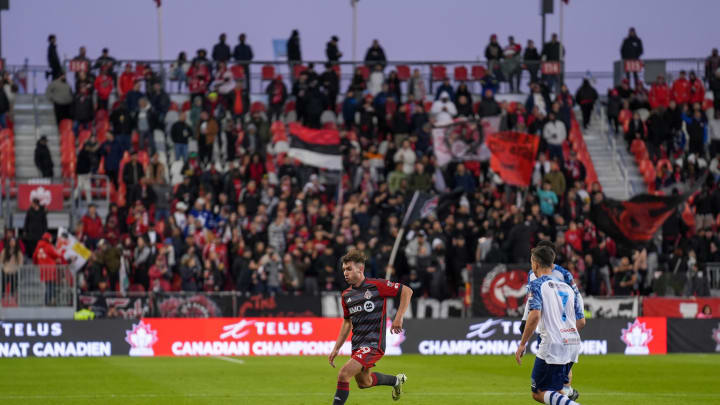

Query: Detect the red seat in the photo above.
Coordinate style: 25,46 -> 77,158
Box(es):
332,64 -> 341,76
323,122 -> 337,130
293,64 -> 307,79
471,65 -> 487,80
396,65 -> 410,81
454,66 -> 468,81
424,100 -> 433,112
59,119 -> 72,133
250,101 -> 267,113
432,65 -> 447,81
261,65 -> 275,81
284,100 -> 296,113
231,65 -> 246,80
181,100 -> 191,112
357,66 -> 370,80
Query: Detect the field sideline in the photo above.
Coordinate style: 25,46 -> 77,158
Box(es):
0,354 -> 718,404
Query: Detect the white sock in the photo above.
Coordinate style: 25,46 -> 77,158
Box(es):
544,390 -> 579,405
561,386 -> 573,396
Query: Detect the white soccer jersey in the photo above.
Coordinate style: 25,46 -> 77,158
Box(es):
522,264 -> 584,322
527,275 -> 583,365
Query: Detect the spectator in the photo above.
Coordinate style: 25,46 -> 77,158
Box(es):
135,98 -> 157,153
434,78 -> 455,101
171,111 -> 193,162
502,36 -> 522,93
46,73 -> 73,124
523,39 -> 541,85
620,27 -> 644,87
394,139 -> 416,175
94,68 -> 114,111
33,233 -> 62,305
133,236 -> 152,291
93,48 -> 117,77
671,70 -> 691,105
148,82 -> 170,123
705,48 -> 720,86
543,112 -> 566,162
537,180 -> 558,216
541,33 -> 564,91
1,237 -> 23,299
565,151 -> 586,184
287,29 -> 302,72
367,64 -> 385,96
575,79 -> 599,129
98,133 -> 123,188
0,75 -> 10,128
708,108 -> 720,156
543,160 -> 566,197
81,204 -> 103,250
320,63 -> 340,112
648,75 -> 670,110
148,254 -> 172,292
73,83 -> 94,134
408,69 -> 426,102
46,35 -> 63,79
484,34 -> 503,74
212,33 -> 231,64
430,91 -> 457,126
364,39 -> 387,68
170,52 -> 190,91
556,84 -> 574,130
408,162 -> 432,193
477,89 -> 501,117
454,164 -> 476,194
456,95 -> 473,118
212,61 -> 235,109
34,135 -> 54,178
23,199 -> 47,260
525,82 -> 550,116
75,138 -> 99,205
613,256 -> 637,296
606,88 -> 622,133
232,33 -> 254,93
326,35 -> 342,63
405,230 -> 431,268
122,151 -> 145,189
683,109 -> 708,157
118,64 -> 136,99
688,71 -> 706,105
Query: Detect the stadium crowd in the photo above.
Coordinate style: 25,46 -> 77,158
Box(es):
1,30 -> 720,305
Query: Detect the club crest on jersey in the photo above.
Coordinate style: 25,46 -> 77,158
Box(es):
364,301 -> 375,312
364,290 -> 372,300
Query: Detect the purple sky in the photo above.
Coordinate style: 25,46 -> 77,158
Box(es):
2,0 -> 719,71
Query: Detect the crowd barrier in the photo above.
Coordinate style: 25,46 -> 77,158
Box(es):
1,317 -> 718,358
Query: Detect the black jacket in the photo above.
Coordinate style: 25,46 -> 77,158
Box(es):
287,34 -> 301,62
212,41 -> 231,62
110,107 -> 135,135
122,161 -> 145,187
170,121 -> 193,144
24,205 -> 48,241
233,42 -> 254,62
34,141 -> 54,177
485,43 -> 503,61
326,41 -> 341,62
76,146 -> 95,175
0,87 -> 10,115
523,47 -> 541,63
364,46 -> 387,67
541,41 -> 564,61
47,43 -> 62,74
73,93 -> 94,123
620,36 -> 644,59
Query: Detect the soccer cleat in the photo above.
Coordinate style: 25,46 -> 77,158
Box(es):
568,388 -> 580,401
392,373 -> 407,401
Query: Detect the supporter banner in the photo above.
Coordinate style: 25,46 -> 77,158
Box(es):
623,59 -> 643,73
472,263 -> 529,317
400,317 -> 666,356
432,117 -> 497,167
668,319 -> 720,353
68,59 -> 89,73
591,175 -> 705,246
0,320 -> 133,358
583,296 -> 639,318
79,292 -> 323,318
486,131 -> 540,187
17,183 -> 64,211
541,61 -> 561,75
643,297 -> 720,319
287,122 -> 342,170
130,318 -> 357,357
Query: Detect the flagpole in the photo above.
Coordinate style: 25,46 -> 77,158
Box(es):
386,191 -> 420,280
351,0 -> 357,64
156,2 -> 164,75
559,0 -> 564,85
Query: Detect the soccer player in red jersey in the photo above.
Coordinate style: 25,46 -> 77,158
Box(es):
328,249 -> 413,404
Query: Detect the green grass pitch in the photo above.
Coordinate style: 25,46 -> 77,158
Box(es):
0,354 -> 718,404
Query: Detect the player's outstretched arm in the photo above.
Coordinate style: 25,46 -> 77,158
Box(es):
329,318 -> 352,368
516,310 -> 540,365
392,285 -> 413,334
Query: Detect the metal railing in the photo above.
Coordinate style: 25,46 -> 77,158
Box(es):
599,106 -> 632,198
1,264 -> 75,308
708,262 -> 720,291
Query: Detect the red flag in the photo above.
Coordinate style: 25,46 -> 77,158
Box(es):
485,131 -> 540,187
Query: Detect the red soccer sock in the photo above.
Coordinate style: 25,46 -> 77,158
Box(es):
333,381 -> 350,405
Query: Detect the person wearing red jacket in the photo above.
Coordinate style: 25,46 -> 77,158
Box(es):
671,70 -> 690,105
81,204 -> 104,250
688,71 -> 706,105
118,63 -> 136,99
32,233 -> 62,305
648,75 -> 670,109
564,221 -> 584,253
94,67 -> 114,111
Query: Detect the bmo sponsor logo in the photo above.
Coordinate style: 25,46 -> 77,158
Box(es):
139,318 -> 351,357
417,318 -> 608,356
0,322 -> 112,358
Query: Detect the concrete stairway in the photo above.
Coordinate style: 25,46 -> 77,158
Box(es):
579,107 -> 644,200
12,93 -> 62,178
11,93 -> 69,229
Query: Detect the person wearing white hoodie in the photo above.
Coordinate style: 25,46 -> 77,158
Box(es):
708,108 -> 720,156
394,139 -> 417,175
543,111 -> 566,162
367,64 -> 385,96
431,91 -> 457,126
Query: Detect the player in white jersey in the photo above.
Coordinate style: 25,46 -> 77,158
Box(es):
516,246 -> 586,405
520,240 -> 583,401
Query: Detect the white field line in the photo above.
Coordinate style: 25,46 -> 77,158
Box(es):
214,356 -> 245,365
